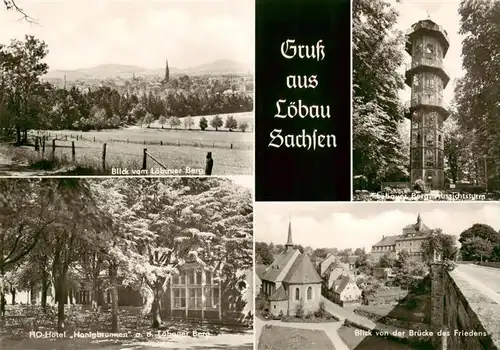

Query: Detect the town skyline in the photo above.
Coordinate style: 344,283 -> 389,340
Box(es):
0,0 -> 254,70
255,203 -> 500,251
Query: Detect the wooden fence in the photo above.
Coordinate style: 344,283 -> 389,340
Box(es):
32,136 -> 214,175
35,132 -> 250,150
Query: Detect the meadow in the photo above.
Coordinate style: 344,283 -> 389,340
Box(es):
7,112 -> 254,176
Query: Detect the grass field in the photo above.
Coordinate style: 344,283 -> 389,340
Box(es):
337,325 -> 415,350
8,112 -> 254,175
258,325 -> 334,350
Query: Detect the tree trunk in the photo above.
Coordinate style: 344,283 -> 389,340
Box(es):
11,288 -> 16,305
16,127 -> 21,144
151,287 -> 162,329
41,278 -> 49,309
109,264 -> 120,332
23,129 -> 28,143
30,284 -> 36,304
0,292 -> 5,317
56,276 -> 67,333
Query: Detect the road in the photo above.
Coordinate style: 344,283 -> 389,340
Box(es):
454,264 -> 500,304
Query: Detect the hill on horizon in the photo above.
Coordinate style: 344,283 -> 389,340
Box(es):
44,59 -> 253,81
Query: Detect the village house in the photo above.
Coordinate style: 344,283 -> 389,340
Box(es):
260,219 -> 323,317
371,214 -> 432,263
324,276 -> 362,307
319,253 -> 337,276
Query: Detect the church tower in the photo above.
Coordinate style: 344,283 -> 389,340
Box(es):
164,58 -> 170,84
405,18 -> 450,190
285,216 -> 294,252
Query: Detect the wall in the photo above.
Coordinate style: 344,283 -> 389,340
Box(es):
431,264 -> 500,349
287,283 -> 321,316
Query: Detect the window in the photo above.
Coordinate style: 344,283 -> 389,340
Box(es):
206,271 -> 212,284
189,288 -> 202,309
196,271 -> 202,285
173,288 -> 186,308
188,271 -> 195,285
273,305 -> 276,309
180,273 -> 186,285
307,286 -> 312,300
204,287 -> 212,308
425,43 -> 435,55
295,288 -> 300,301
213,287 -> 220,308
172,275 -> 179,285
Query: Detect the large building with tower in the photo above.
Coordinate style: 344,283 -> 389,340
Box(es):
405,18 -> 450,190
371,213 -> 433,263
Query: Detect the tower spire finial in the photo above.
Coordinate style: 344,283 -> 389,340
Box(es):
285,215 -> 293,251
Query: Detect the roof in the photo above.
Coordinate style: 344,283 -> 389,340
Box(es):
372,235 -> 399,247
323,262 -> 341,277
255,264 -> 267,279
334,276 -> 352,294
261,249 -> 298,282
269,285 -> 288,301
282,253 -> 322,284
403,222 -> 431,232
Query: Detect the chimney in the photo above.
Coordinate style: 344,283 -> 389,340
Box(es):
382,235 -> 385,239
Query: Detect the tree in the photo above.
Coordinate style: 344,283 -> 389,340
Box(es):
0,35 -> 49,143
238,121 -> 249,132
352,0 -> 407,190
199,117 -> 208,131
454,0 -> 500,190
461,237 -> 494,262
354,248 -> 365,256
183,116 -> 194,130
3,0 -> 35,23
143,113 -> 154,128
378,252 -> 396,268
459,224 -> 500,246
421,229 -> 458,263
211,115 -> 223,131
169,116 -> 181,129
158,115 -> 167,129
225,115 -> 238,131
131,103 -> 147,124
255,242 -> 274,265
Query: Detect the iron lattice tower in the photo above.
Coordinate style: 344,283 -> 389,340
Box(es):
405,19 -> 450,190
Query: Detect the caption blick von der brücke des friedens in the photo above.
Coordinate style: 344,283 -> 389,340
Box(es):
268,39 -> 337,151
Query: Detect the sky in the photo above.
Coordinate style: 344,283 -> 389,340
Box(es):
392,0 -> 464,105
0,0 -> 254,70
229,176 -> 253,190
255,203 -> 500,251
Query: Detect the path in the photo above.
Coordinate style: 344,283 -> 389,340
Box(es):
453,263 -> 500,304
255,316 -> 349,350
321,296 -> 376,329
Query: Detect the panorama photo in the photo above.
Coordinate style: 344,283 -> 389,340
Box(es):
0,0 -> 254,176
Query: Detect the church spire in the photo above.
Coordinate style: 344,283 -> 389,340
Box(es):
285,215 -> 294,251
164,58 -> 170,84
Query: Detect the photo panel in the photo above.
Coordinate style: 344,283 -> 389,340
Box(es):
0,0 -> 254,177
254,201 -> 500,349
0,176 -> 254,349
353,0 -> 500,202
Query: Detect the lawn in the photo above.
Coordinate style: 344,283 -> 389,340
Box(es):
258,325 -> 334,350
4,134 -> 252,175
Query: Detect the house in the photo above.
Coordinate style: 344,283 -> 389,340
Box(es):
319,253 -> 337,276
326,276 -> 362,307
347,256 -> 358,271
260,219 -> 323,317
371,214 -> 432,263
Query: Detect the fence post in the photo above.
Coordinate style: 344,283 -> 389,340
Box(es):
142,148 -> 147,170
65,135 -> 68,141
178,140 -> 180,146
127,139 -> 129,144
72,141 -> 76,162
160,141 -> 163,146
212,142 -> 214,148
34,137 -> 39,151
205,152 -> 213,175
102,143 -> 107,171
230,143 -> 233,149
52,139 -> 56,159
77,135 -> 79,141
144,140 -> 146,145
93,137 -> 95,142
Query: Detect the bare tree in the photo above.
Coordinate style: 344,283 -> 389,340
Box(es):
4,0 -> 37,23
